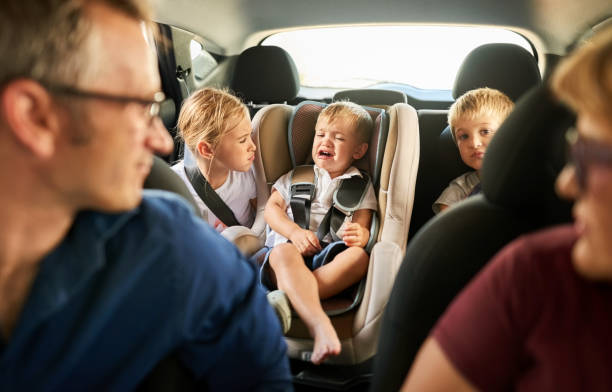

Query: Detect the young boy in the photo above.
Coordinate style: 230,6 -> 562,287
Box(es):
263,102 -> 378,364
433,87 -> 514,213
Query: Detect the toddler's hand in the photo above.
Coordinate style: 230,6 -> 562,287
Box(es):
342,222 -> 369,248
289,228 -> 321,256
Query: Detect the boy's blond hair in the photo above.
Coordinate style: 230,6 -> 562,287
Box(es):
448,87 -> 514,141
551,25 -> 612,124
178,87 -> 249,155
320,101 -> 373,143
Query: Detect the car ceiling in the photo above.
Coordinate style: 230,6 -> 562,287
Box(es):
152,0 -> 611,56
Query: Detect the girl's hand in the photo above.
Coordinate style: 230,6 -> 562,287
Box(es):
289,228 -> 322,256
342,222 -> 370,248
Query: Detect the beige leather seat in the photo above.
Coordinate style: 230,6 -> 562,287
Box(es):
251,99 -> 419,364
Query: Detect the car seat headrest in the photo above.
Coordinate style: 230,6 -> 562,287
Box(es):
231,45 -> 300,103
144,155 -> 200,216
453,43 -> 541,101
333,89 -> 407,107
287,101 -> 388,187
159,98 -> 176,130
480,85 -> 574,223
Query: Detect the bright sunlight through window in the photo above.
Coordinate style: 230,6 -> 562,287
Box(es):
263,26 -> 533,90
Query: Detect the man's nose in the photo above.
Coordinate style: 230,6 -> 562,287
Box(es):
146,117 -> 173,155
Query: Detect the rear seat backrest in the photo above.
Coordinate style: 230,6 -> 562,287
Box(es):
409,43 -> 542,242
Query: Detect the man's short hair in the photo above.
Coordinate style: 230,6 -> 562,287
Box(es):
448,87 -> 514,140
551,25 -> 612,124
0,0 -> 151,88
320,101 -> 373,143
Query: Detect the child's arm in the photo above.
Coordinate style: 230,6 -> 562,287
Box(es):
342,208 -> 373,248
264,189 -> 321,256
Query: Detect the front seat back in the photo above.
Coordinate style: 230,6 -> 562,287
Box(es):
370,85 -> 574,391
251,100 -> 420,364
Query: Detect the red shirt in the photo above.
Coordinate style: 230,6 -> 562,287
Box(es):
434,225 -> 612,391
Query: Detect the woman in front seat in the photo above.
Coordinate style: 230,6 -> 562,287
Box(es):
403,25 -> 612,391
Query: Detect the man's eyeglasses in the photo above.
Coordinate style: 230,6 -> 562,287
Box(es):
43,83 -> 165,126
567,129 -> 612,190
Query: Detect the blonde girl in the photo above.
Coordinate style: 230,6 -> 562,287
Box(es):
172,87 -> 257,232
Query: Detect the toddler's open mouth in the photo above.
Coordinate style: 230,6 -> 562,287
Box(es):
318,150 -> 334,158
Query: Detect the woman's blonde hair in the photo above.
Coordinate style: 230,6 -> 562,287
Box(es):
448,87 -> 514,140
551,25 -> 612,124
177,87 -> 249,156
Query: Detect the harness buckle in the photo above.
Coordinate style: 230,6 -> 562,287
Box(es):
290,182 -> 315,201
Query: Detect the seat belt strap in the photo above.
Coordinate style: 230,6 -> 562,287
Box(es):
289,165 -> 316,230
317,171 -> 371,242
184,164 -> 241,227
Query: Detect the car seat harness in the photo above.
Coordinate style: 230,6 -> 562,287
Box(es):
289,164 -> 371,242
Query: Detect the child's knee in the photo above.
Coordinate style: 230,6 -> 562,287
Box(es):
345,246 -> 368,261
269,243 -> 301,269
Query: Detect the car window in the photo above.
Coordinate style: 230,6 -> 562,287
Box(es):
262,25 -> 534,94
190,39 -> 218,82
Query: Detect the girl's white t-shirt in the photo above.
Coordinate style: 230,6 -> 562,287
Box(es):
171,160 -> 256,232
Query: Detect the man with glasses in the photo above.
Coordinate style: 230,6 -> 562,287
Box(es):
402,26 -> 612,391
0,0 -> 290,390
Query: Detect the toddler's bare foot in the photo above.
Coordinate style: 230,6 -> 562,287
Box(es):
310,321 -> 341,364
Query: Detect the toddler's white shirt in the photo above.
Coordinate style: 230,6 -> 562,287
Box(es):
265,165 -> 377,247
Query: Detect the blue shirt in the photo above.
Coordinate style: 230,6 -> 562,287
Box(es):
0,191 -> 291,391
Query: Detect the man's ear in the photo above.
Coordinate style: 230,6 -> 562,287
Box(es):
196,140 -> 214,160
1,79 -> 61,158
353,142 -> 369,160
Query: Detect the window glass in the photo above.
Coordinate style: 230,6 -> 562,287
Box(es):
189,39 -> 218,82
263,26 -> 534,91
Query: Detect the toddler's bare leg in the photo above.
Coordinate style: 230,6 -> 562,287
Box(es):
313,246 -> 369,300
269,243 -> 341,364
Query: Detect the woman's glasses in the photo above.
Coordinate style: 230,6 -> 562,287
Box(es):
567,128 -> 612,190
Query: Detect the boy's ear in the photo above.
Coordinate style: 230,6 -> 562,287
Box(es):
353,142 -> 369,160
1,79 -> 61,158
196,140 -> 214,159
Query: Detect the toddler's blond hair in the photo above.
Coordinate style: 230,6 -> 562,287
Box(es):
320,101 -> 373,143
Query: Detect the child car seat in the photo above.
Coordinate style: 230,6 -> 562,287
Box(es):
251,99 -> 419,364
